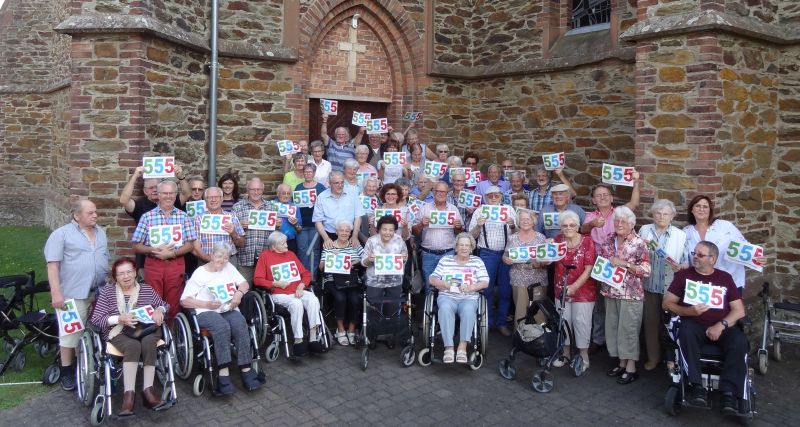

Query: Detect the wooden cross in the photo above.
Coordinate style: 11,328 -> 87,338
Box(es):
337,26 -> 366,82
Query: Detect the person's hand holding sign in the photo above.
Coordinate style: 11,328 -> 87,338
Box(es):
119,312 -> 139,328
151,307 -> 164,326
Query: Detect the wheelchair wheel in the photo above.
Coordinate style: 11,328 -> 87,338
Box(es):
469,352 -> 483,371
531,370 -> 554,393
499,358 -> 516,380
43,363 -> 61,385
361,348 -> 369,371
400,345 -> 415,368
192,374 -> 205,397
479,295 -> 488,356
417,348 -> 432,366
173,313 -> 194,380
10,351 -> 25,371
773,338 -> 782,362
421,293 -> 434,350
664,386 -> 681,416
758,351 -> 768,375
265,341 -> 280,362
89,398 -> 106,427
76,334 -> 96,407
249,291 -> 268,348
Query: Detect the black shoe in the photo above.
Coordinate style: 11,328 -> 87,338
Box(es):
308,341 -> 327,354
240,370 -> 263,391
215,375 -> 236,396
616,371 -> 639,385
60,372 -> 76,391
688,384 -> 707,406
293,342 -> 308,357
720,393 -> 738,415
606,366 -> 625,377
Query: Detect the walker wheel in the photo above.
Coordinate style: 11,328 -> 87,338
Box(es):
361,348 -> 369,371
531,370 -> 554,393
192,374 -> 205,397
773,339 -> 782,362
43,363 -> 61,385
757,352 -> 768,375
499,358 -> 516,380
400,345 -> 415,368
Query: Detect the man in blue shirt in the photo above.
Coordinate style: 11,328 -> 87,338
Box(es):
312,171 -> 364,250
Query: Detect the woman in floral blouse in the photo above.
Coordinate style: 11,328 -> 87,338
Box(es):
502,209 -> 549,325
599,206 -> 651,385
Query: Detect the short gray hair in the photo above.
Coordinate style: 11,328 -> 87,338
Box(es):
509,171 -> 525,181
266,231 -> 288,250
310,140 -> 324,151
559,210 -> 580,228
515,208 -> 538,228
204,186 -> 222,199
447,156 -> 462,167
650,199 -> 677,216
335,220 -> 354,231
335,126 -> 351,139
455,232 -> 477,251
343,158 -> 359,170
157,180 -> 177,193
355,145 -> 370,155
614,206 -> 637,226
363,177 -> 379,189
436,144 -> 449,153
71,198 -> 91,216
211,242 -> 234,257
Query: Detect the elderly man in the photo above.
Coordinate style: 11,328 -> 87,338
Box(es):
232,177 -> 275,283
132,180 -> 198,320
447,171 -> 476,227
182,176 -> 206,276
193,186 -> 245,264
44,199 -> 109,391
273,183 -> 303,254
663,241 -> 748,415
412,181 -> 464,294
410,174 -> 435,204
468,186 -> 517,336
536,184 -> 586,239
313,171 -> 364,250
528,166 -> 577,212
364,133 -> 384,168
320,113 -> 365,172
503,171 -> 531,205
475,164 -> 511,197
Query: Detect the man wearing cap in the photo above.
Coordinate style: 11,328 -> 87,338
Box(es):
468,185 -> 517,336
536,183 -> 586,239
412,181 -> 464,294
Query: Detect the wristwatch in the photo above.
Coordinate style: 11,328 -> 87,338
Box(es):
721,319 -> 729,328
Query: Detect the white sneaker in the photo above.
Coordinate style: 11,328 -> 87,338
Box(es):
336,330 -> 349,346
552,356 -> 568,368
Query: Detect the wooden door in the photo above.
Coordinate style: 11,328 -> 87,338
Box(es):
309,98 -> 389,142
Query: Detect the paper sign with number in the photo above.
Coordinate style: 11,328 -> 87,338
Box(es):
142,156 -> 175,179
542,212 -> 560,230
199,214 -> 232,235
683,279 -> 726,309
383,152 -> 407,167
56,299 -> 85,336
272,202 -> 297,218
403,112 -> 422,121
429,210 -> 456,228
374,208 -> 403,226
423,161 -> 448,179
324,253 -> 352,274
724,241 -> 764,272
442,270 -> 476,288
503,170 -> 527,180
478,205 -> 511,224
449,167 -> 471,179
466,170 -> 482,186
292,189 -> 317,208
601,163 -> 635,187
131,305 -> 156,324
321,99 -> 338,115
533,242 -> 567,261
352,111 -> 371,126
542,152 -> 566,171
366,118 -> 389,134
591,256 -> 627,289
276,140 -> 300,157
270,261 -> 301,282
374,254 -> 405,276
407,198 -> 424,222
149,224 -> 183,247
360,196 -> 378,212
248,210 -> 277,231
507,246 -> 534,263
457,190 -> 482,209
208,282 -> 237,303
186,200 -> 206,218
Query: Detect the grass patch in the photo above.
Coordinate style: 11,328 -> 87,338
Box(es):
0,225 -> 55,411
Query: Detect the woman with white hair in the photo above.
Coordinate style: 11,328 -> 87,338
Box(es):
502,209 -> 548,325
343,158 -> 362,193
638,199 -> 688,370
320,220 -> 363,346
254,232 -> 324,357
355,144 -> 378,178
598,206 -> 651,384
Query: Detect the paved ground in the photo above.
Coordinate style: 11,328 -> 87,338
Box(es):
2,324 -> 799,427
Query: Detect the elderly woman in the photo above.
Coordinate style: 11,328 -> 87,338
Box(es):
403,126 -> 436,160
638,199 -> 688,371
358,177 -> 381,245
283,140 -> 310,173
283,152 -> 307,188
377,138 -> 404,185
684,195 -> 766,290
394,177 -> 412,205
180,243 -> 262,394
377,183 -> 411,240
320,220 -> 364,346
218,172 -> 240,211
502,209 -> 549,325
429,233 -> 490,363
599,206 -> 651,384
90,257 -> 168,415
403,143 -> 425,180
355,145 -> 379,177
254,232 -> 323,357
295,163 -> 328,276
510,194 -> 529,211
343,158 -> 362,193
553,211 -> 597,372
309,140 -> 332,187
361,216 -> 409,307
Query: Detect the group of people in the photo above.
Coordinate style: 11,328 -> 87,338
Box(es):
42,113 -> 766,416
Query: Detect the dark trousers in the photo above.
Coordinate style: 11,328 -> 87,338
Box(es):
678,318 -> 747,399
329,285 -> 360,325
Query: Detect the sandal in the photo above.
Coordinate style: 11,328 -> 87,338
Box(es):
616,371 -> 639,385
455,350 -> 468,364
346,331 -> 356,345
336,330 -> 349,346
443,349 -> 455,364
606,365 -> 626,377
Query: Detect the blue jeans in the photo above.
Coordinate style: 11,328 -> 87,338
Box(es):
421,249 -> 453,295
480,248 -> 511,328
296,227 -> 321,279
437,295 -> 478,347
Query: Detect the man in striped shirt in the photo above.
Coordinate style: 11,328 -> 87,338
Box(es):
412,181 -> 464,294
320,113 -> 365,172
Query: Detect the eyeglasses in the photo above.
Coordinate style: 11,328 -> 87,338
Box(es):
159,192 -> 176,196
191,187 -> 204,192
434,190 -> 448,194
560,223 -> 578,229
330,181 -> 344,185
116,270 -> 136,277
438,150 -> 449,153
486,193 -> 502,197
207,196 -> 222,200
691,251 -> 711,259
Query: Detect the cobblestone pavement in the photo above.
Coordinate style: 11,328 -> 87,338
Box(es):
2,330 -> 798,426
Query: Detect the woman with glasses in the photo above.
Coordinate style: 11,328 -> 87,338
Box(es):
309,140 -> 332,187
295,163 -> 327,276
553,210 -> 597,373
502,208 -> 548,326
376,183 -> 410,241
377,138 -> 404,185
683,195 -> 767,290
283,139 -> 310,173
638,199 -> 688,371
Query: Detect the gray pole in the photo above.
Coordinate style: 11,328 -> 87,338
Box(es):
208,0 -> 219,185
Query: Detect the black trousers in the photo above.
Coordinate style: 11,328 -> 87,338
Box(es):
678,318 -> 747,399
329,285 -> 360,325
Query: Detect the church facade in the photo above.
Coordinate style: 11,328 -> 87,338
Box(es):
1,0 -> 798,298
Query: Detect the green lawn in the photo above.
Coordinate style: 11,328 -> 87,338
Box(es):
0,226 -> 54,410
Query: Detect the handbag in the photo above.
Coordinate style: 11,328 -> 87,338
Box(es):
122,323 -> 158,340
326,268 -> 362,290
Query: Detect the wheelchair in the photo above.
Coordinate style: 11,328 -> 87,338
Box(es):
76,322 -> 177,426
663,314 -> 756,424
172,296 -> 266,396
417,289 -> 488,370
254,287 -> 330,362
757,282 -> 800,375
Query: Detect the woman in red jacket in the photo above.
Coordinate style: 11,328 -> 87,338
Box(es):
254,231 -> 324,357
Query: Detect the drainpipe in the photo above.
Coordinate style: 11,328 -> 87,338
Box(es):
208,0 -> 220,185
